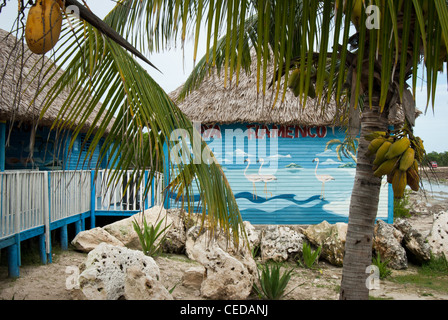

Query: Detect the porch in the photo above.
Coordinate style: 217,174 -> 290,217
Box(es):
0,169 -> 164,278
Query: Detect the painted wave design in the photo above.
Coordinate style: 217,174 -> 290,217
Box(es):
234,192 -> 349,223
234,192 -> 324,205
240,204 -> 349,224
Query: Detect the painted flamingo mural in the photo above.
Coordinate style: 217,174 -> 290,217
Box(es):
244,158 -> 262,199
258,158 -> 277,198
312,158 -> 335,200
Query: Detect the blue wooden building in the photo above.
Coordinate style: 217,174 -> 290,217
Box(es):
0,29 -> 112,172
0,29 -> 163,278
170,61 -> 403,225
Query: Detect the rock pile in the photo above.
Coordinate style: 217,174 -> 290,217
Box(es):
72,242 -> 172,300
70,206 -> 448,300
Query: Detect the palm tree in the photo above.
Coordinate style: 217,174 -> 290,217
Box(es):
325,137 -> 359,164
0,0 -> 245,245
141,0 -> 446,300
3,0 -> 447,300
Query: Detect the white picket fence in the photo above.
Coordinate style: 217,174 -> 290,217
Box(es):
95,169 -> 164,212
0,170 -> 48,240
50,170 -> 91,223
0,169 -> 163,243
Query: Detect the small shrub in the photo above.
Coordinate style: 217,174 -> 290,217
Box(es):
252,262 -> 294,300
421,252 -> 448,276
297,242 -> 321,269
132,215 -> 171,257
372,252 -> 391,279
251,245 -> 260,259
393,190 -> 411,219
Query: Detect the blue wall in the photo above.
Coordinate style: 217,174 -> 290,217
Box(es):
170,123 -> 391,225
4,123 -> 108,171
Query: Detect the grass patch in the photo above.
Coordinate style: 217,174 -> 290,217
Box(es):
369,295 -> 394,300
420,253 -> 448,276
391,273 -> 448,294
391,255 -> 448,294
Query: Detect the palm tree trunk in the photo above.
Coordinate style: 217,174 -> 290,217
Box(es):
339,103 -> 390,300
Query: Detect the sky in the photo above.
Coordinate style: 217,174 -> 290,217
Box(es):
1,1 -> 447,153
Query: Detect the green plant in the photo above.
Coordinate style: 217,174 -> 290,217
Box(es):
393,189 -> 411,219
297,242 -> 321,269
132,215 -> 171,257
421,252 -> 448,276
372,252 -> 392,279
251,245 -> 260,259
252,263 -> 294,300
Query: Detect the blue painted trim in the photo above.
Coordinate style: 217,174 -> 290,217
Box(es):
63,131 -> 71,171
94,210 -> 139,217
387,183 -> 394,224
0,235 -> 16,249
0,121 -> 5,172
163,142 -> 170,209
18,226 -> 45,241
151,175 -> 155,208
144,170 -> 149,210
90,170 -> 96,228
50,212 -> 90,230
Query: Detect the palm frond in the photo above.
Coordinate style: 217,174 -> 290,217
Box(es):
17,2 -> 246,243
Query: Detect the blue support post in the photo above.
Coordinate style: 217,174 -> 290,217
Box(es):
75,219 -> 82,235
387,125 -> 395,224
144,170 -> 149,210
90,170 -> 96,229
163,142 -> 170,209
7,236 -> 19,278
151,175 -> 155,208
39,234 -> 47,265
388,183 -> 394,224
60,224 -> 68,251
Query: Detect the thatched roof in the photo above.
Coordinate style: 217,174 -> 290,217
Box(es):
170,56 -> 406,127
0,28 -> 111,133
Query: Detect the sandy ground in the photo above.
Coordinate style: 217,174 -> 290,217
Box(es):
1,183 -> 447,301
1,247 -> 447,301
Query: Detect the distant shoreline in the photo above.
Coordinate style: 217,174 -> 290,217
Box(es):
422,166 -> 448,180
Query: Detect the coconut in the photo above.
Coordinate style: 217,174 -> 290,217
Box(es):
25,0 -> 63,54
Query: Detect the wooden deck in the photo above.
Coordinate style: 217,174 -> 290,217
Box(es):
0,169 -> 163,277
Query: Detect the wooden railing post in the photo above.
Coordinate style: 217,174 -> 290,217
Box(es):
45,171 -> 52,263
163,142 -> 170,209
90,170 -> 96,228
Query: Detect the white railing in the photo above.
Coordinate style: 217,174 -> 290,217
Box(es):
95,169 -> 164,211
0,169 -> 165,243
50,170 -> 91,223
0,171 -> 48,240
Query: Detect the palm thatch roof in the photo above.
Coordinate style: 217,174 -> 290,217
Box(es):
170,56 -> 406,127
0,28 -> 110,133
